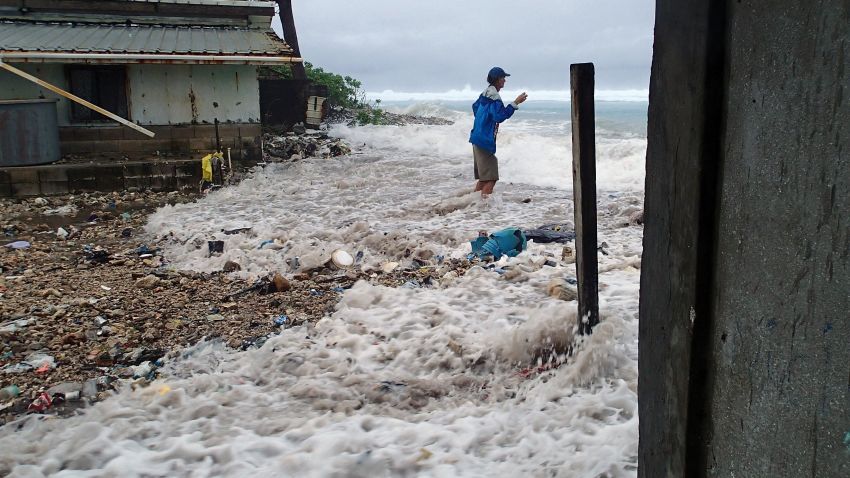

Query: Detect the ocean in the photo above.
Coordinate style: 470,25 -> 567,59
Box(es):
0,96 -> 647,477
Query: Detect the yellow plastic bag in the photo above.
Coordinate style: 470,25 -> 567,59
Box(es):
201,153 -> 214,182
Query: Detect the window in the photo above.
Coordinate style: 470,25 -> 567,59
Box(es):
67,66 -> 128,122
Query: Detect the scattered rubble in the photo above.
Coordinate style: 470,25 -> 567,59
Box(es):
0,189 -> 476,424
326,107 -> 454,126
263,132 -> 352,162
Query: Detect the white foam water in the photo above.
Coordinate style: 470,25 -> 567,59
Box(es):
0,102 -> 646,477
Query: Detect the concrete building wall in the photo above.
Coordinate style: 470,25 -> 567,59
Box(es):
640,0 -> 849,477
704,1 -> 849,475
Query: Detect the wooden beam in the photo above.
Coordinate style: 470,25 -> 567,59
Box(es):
276,0 -> 306,79
0,60 -> 155,138
570,62 -> 599,335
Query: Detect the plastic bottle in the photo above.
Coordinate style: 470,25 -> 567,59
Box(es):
0,385 -> 21,401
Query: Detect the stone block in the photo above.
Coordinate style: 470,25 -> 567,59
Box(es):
11,182 -> 40,197
175,162 -> 201,178
0,183 -> 11,197
189,138 -> 216,152
124,175 -> 151,190
59,127 -> 100,142
171,126 -> 194,139
0,169 -> 11,184
194,125 -> 216,137
38,168 -> 69,182
69,178 -> 98,193
39,181 -> 70,196
123,162 -> 154,178
149,175 -> 177,191
8,168 -> 39,184
240,123 -> 262,137
98,128 -> 125,140
66,167 -> 97,182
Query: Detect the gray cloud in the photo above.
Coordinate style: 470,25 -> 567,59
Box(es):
273,0 -> 655,92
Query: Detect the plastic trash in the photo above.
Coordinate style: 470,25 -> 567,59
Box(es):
258,239 -> 274,249
135,245 -> 159,256
401,280 -> 420,289
82,379 -> 98,398
330,249 -> 354,269
223,227 -> 252,235
382,262 -> 399,273
120,212 -> 132,221
273,315 -> 289,326
522,224 -> 576,244
0,385 -> 20,401
83,245 -> 110,263
470,228 -> 527,261
27,392 -> 55,412
208,240 -> 224,256
4,240 -> 30,249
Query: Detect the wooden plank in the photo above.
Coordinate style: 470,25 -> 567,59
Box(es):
638,0 -> 723,476
569,62 -> 599,335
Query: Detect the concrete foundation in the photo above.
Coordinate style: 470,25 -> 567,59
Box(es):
0,160 -> 202,197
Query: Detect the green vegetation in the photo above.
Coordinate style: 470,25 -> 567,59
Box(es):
263,63 -> 387,125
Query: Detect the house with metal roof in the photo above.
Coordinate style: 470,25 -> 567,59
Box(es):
0,0 -> 300,165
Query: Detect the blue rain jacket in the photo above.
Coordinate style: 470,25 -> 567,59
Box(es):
469,86 -> 518,154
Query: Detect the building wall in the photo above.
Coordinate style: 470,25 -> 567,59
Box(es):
127,64 -> 260,125
0,63 -> 262,159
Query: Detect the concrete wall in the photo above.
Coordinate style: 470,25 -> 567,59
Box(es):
640,1 -> 849,477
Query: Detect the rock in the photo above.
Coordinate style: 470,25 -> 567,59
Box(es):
628,210 -> 644,226
38,289 -> 62,297
47,382 -> 83,396
271,273 -> 291,292
223,260 -> 242,273
135,275 -> 161,289
206,314 -> 225,322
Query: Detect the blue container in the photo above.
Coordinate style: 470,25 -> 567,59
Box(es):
0,99 -> 60,166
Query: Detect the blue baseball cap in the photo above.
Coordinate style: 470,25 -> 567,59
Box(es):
488,67 -> 510,79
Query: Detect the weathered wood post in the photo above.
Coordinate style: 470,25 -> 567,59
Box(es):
570,63 -> 599,335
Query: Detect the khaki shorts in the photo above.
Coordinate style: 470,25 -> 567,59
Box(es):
473,145 -> 499,181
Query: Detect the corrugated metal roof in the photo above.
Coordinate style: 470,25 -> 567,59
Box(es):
0,22 -> 293,57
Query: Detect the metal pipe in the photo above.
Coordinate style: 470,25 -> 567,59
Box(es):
0,53 -> 303,65
227,147 -> 232,172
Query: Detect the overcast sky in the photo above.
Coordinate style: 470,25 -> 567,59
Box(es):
272,0 -> 655,94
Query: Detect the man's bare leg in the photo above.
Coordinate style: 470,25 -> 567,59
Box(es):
481,180 -> 497,197
474,181 -> 484,192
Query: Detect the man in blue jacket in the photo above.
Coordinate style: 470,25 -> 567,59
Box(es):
469,67 -> 528,197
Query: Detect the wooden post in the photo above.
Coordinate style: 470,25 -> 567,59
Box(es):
276,0 -> 307,80
570,63 -> 599,335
